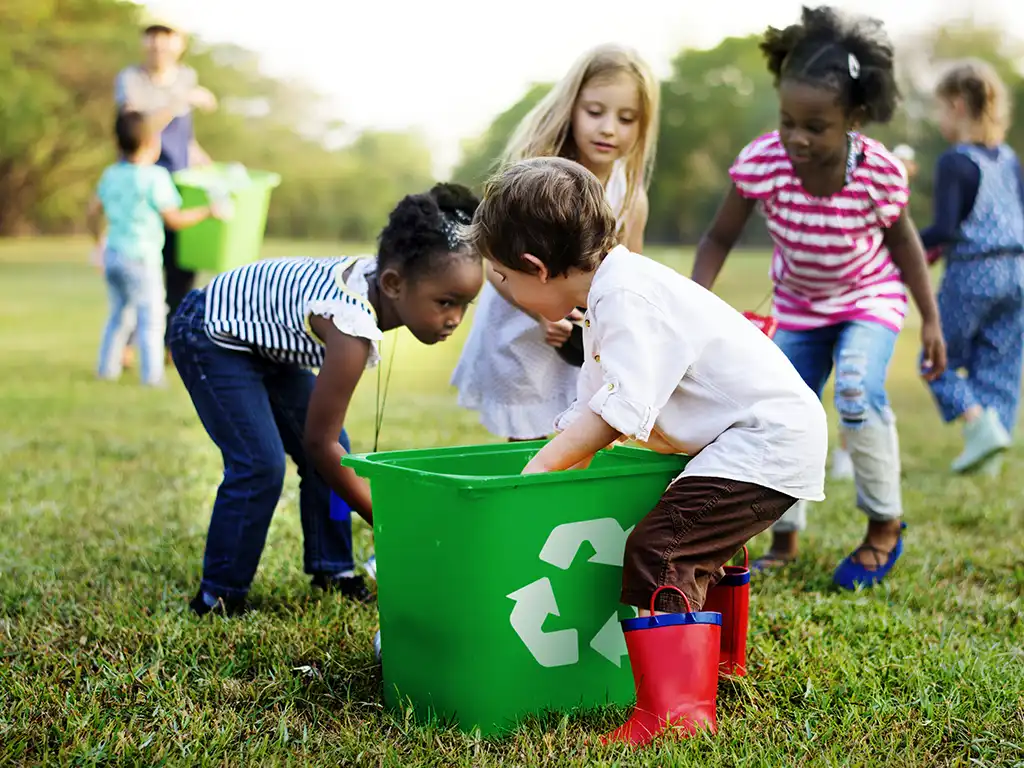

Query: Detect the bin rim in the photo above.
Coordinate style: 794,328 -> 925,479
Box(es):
342,440 -> 687,489
172,164 -> 281,188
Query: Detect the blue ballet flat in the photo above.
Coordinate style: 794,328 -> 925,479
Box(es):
833,522 -> 907,590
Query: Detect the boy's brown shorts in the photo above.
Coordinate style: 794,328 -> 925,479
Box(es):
621,475 -> 797,613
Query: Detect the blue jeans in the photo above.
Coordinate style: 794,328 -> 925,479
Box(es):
97,250 -> 165,385
928,256 -> 1024,433
168,289 -> 355,599
773,321 -> 902,532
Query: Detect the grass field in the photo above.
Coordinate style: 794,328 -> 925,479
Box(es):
1,237 -> 1022,767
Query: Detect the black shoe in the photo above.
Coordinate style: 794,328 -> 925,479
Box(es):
311,573 -> 376,604
189,590 -> 248,617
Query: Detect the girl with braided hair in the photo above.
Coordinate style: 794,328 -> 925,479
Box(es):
169,184 -> 484,616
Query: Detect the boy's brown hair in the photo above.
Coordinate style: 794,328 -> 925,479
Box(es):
114,111 -> 156,157
936,58 -> 1011,147
465,157 -> 618,277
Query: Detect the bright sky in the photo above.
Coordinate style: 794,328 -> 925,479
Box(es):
145,0 -> 1017,176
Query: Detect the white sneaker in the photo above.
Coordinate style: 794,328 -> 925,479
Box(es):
830,447 -> 854,480
364,555 -> 376,582
373,629 -> 381,662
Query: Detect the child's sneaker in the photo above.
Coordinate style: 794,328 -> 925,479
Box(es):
311,572 -> 375,604
363,555 -> 377,583
830,447 -> 854,481
951,408 -> 1011,474
977,452 -> 1005,478
189,589 -> 248,617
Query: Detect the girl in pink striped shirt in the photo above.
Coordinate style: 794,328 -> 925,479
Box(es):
692,6 -> 946,590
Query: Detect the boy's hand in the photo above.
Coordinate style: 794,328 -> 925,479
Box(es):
521,410 -> 621,475
189,86 -> 218,112
542,318 -> 573,347
920,318 -> 947,381
541,309 -> 583,348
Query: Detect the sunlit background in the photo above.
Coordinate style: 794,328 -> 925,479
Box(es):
4,0 -> 1022,245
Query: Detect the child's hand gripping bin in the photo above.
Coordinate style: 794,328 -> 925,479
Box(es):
701,546 -> 751,677
342,441 -> 689,737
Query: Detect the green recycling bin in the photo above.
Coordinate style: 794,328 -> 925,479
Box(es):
172,163 -> 281,273
343,441 -> 688,736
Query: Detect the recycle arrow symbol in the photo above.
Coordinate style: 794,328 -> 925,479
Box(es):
507,518 -> 635,668
589,611 -> 629,667
539,518 -> 634,569
506,577 -> 578,668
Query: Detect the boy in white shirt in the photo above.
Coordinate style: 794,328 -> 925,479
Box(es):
465,156 -> 827,748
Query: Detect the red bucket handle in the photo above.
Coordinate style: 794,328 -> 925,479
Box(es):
740,545 -> 749,569
650,585 -> 692,615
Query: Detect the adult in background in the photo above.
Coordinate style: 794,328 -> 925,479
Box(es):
115,14 -> 218,347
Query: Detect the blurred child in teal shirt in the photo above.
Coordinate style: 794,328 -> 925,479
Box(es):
87,111 -> 223,386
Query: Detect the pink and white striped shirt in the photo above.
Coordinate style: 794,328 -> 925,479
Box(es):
730,131 -> 910,332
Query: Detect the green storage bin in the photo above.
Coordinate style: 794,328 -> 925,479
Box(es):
172,163 -> 281,273
343,440 -> 688,736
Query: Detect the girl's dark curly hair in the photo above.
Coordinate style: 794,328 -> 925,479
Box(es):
377,182 -> 480,281
760,5 -> 900,125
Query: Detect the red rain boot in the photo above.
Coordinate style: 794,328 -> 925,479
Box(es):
703,546 -> 751,677
601,586 -> 721,748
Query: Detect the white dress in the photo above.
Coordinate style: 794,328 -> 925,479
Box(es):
451,162 -> 629,439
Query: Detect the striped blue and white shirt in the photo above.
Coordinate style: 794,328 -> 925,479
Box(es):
203,255 -> 383,369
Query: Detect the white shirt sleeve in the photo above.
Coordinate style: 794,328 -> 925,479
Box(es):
584,288 -> 697,442
552,353 -> 604,433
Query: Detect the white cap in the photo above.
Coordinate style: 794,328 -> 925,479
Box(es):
892,144 -> 916,162
140,5 -> 185,34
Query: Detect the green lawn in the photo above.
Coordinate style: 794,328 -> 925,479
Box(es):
1,238 -> 1022,767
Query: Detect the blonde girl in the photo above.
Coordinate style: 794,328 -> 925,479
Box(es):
920,59 -> 1024,473
452,44 -> 660,440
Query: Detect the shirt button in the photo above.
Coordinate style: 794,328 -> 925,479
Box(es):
584,319 -> 590,327
607,382 -> 614,391
594,354 -> 601,362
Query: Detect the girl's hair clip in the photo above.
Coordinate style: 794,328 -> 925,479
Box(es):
848,52 -> 861,80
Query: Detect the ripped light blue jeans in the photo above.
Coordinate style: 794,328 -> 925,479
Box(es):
773,320 -> 902,532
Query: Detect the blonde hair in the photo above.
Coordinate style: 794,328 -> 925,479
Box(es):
502,44 -> 659,234
936,58 -> 1011,147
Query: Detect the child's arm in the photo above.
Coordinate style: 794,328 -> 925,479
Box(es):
919,151 -> 973,257
152,167 -> 218,230
523,409 -> 621,474
85,195 -> 105,243
161,206 -> 213,231
691,185 -> 756,289
524,289 -> 695,476
884,211 -> 947,380
304,315 -> 375,522
622,188 -> 649,253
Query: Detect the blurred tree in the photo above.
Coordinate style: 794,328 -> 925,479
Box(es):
451,83 -> 551,190
647,35 -> 776,244
0,0 -> 138,234
0,0 -> 435,240
4,3 -> 1022,246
